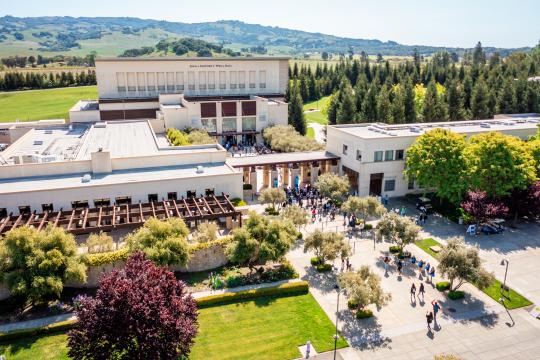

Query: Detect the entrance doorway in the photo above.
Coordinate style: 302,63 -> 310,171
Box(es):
342,165 -> 359,193
369,173 -> 384,196
241,133 -> 256,146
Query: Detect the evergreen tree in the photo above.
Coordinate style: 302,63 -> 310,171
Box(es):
376,84 -> 392,122
336,81 -> 357,124
391,85 -> 405,123
471,78 -> 491,119
288,82 -> 306,135
422,81 -> 439,122
403,78 -> 417,123
361,83 -> 378,122
447,80 -> 465,121
498,79 -> 516,114
472,41 -> 486,66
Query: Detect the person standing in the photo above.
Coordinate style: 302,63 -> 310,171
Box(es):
419,282 -> 425,301
432,300 -> 442,323
305,340 -> 311,358
397,259 -> 403,276
426,311 -> 434,332
384,256 -> 390,275
410,283 -> 417,302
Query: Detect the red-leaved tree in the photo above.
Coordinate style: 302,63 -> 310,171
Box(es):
505,181 -> 540,223
461,190 -> 508,226
67,251 -> 198,360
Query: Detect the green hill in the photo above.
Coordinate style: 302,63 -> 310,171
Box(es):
0,16 -> 531,58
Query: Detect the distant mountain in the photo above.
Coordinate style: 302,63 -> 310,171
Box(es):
0,16 -> 531,57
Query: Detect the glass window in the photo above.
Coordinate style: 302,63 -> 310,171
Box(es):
148,194 -> 158,202
242,116 -> 256,131
201,118 -> 217,133
396,149 -> 404,160
167,192 -> 177,200
259,70 -> 266,89
342,144 -> 348,155
374,151 -> 383,162
356,150 -> 362,161
408,178 -> 415,190
219,71 -> 226,90
222,118 -> 237,132
238,71 -> 246,89
384,180 -> 396,192
385,150 -> 394,161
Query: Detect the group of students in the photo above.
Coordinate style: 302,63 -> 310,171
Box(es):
411,255 -> 436,281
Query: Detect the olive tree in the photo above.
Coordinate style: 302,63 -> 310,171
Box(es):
126,217 -> 190,266
192,222 -> 219,243
438,237 -> 495,291
225,211 -> 297,271
281,205 -> 309,230
338,266 -> 391,311
259,188 -> 286,210
315,173 -> 350,203
304,229 -> 351,264
375,212 -> 420,252
0,225 -> 87,306
341,196 -> 386,223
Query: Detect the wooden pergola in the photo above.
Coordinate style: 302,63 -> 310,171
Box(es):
0,194 -> 241,236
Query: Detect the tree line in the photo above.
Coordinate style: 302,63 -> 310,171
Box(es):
1,53 -> 96,68
0,70 -> 96,91
286,41 -> 540,125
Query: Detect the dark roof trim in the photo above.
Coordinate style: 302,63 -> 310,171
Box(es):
96,56 -> 290,62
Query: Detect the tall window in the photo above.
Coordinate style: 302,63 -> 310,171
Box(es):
222,118 -> 237,132
385,150 -> 394,161
208,71 -> 215,90
238,71 -> 246,89
374,151 -> 383,162
219,71 -> 226,90
342,144 -> 348,155
395,149 -> 404,160
188,71 -> 195,91
249,71 -> 256,88
198,71 -> 207,90
230,71 -> 237,89
242,117 -> 256,131
201,118 -> 217,133
384,180 -> 396,192
259,70 -> 266,89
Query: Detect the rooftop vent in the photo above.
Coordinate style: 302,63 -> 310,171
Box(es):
81,174 -> 91,183
94,122 -> 107,128
480,123 -> 491,128
196,166 -> 204,174
44,130 -> 53,134
410,127 -> 421,133
389,132 -> 398,136
33,140 -> 43,145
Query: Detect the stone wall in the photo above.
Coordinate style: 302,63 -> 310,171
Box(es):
0,243 -> 228,299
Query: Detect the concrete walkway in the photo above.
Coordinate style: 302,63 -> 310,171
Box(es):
308,122 -> 326,144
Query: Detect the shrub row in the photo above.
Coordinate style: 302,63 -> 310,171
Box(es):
0,319 -> 76,343
355,309 -> 373,319
84,237 -> 233,267
196,281 -> 309,308
448,290 -> 465,300
316,263 -> 333,272
436,281 -> 451,291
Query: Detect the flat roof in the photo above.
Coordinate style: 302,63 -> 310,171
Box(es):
96,56 -> 290,62
1,120 -> 223,165
332,117 -> 540,139
227,151 -> 339,168
0,163 -> 235,194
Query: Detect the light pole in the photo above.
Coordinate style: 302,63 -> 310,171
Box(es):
500,259 -> 509,298
333,284 -> 340,360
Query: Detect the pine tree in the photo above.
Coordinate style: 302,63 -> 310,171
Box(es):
498,79 -> 516,114
447,80 -> 465,121
361,83 -> 378,122
336,81 -> 356,124
327,94 -> 339,125
472,41 -> 486,66
376,84 -> 392,122
470,79 -> 491,119
288,82 -> 307,135
403,78 -> 417,123
391,85 -> 405,123
422,81 -> 438,122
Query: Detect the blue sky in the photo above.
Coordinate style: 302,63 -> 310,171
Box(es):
2,0 -> 539,48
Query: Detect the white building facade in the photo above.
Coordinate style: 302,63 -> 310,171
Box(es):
326,117 -> 540,197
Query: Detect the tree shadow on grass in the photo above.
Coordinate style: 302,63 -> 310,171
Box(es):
0,331 -> 65,355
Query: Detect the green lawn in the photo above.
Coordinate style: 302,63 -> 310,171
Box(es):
306,127 -> 315,139
414,238 -> 531,309
0,86 -> 98,122
303,96 -> 330,125
0,293 -> 346,360
303,96 -> 331,112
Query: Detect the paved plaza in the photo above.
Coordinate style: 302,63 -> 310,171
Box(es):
282,198 -> 540,359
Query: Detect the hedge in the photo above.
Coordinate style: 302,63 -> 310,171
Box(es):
0,319 -> 76,343
389,245 -> 401,253
231,198 -> 247,207
316,263 -> 333,272
436,281 -> 451,291
196,281 -> 309,308
84,237 -> 233,267
310,257 -> 322,266
355,309 -> 373,319
448,290 -> 465,300
243,183 -> 253,190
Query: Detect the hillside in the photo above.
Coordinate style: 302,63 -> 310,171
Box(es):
0,16 -> 531,58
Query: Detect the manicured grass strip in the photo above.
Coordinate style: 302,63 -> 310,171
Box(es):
302,95 -> 331,112
0,86 -> 98,122
305,111 -> 328,125
415,238 -> 532,309
191,293 -> 347,360
307,127 -> 315,139
414,238 -> 442,259
480,279 -> 532,310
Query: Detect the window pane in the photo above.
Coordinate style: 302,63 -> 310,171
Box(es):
222,118 -> 237,132
201,118 -> 217,133
385,150 -> 394,161
384,180 -> 396,192
342,144 -> 348,155
396,149 -> 404,160
242,116 -> 256,131
374,151 -> 383,162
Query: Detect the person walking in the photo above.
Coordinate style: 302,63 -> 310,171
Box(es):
384,256 -> 390,275
419,282 -> 425,301
397,259 -> 403,276
428,267 -> 436,283
410,283 -> 417,302
426,311 -> 434,332
305,340 -> 311,358
432,300 -> 442,323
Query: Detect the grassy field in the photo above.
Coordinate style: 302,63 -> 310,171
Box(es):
303,96 -> 331,125
306,127 -> 315,139
0,293 -> 346,360
0,86 -> 98,122
414,238 -> 532,309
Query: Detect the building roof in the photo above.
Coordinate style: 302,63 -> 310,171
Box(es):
227,151 -> 339,168
331,117 -> 540,139
1,120 -> 223,165
0,163 -> 236,194
96,56 -> 290,62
